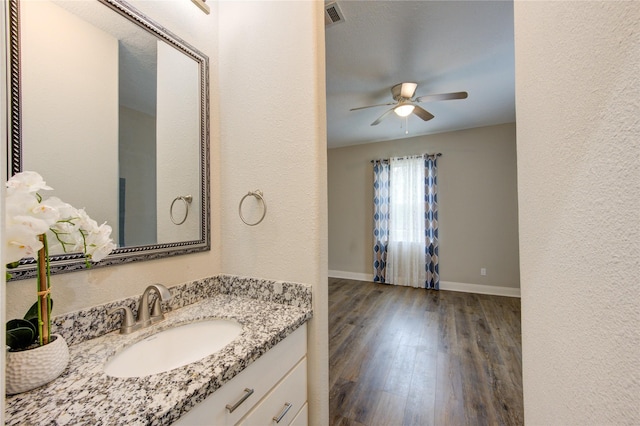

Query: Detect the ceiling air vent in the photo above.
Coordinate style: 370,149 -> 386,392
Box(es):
325,2 -> 345,27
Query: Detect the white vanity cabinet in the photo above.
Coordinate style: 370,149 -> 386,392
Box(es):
174,324 -> 307,426
237,357 -> 307,425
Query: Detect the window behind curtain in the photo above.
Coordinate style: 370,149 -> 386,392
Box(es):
372,154 -> 439,289
386,156 -> 427,287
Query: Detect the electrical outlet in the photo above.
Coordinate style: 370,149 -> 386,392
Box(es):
481,268 -> 487,276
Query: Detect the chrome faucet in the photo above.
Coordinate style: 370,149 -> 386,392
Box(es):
136,284 -> 173,327
109,283 -> 173,334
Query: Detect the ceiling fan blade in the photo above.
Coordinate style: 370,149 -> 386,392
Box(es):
412,105 -> 435,121
350,102 -> 396,112
400,82 -> 418,99
415,91 -> 468,103
371,108 -> 396,126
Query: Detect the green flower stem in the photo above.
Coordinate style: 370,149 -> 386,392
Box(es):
46,234 -> 52,343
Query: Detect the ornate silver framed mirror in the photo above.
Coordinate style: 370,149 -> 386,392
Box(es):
6,0 -> 210,280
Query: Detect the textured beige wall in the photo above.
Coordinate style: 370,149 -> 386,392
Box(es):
5,0 -> 221,320
515,1 -> 640,424
328,123 -> 520,289
3,2 -> 330,423
218,2 -> 328,424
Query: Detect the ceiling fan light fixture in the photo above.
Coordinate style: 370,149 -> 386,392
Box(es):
394,104 -> 415,117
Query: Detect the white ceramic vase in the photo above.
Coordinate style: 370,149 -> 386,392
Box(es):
5,334 -> 70,395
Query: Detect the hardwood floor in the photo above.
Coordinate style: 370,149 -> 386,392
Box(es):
328,278 -> 523,426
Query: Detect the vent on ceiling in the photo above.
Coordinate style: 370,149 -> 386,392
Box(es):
325,2 -> 345,27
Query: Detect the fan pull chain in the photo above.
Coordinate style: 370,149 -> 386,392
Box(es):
405,116 -> 409,135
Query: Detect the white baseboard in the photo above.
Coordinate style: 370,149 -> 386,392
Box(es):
328,270 -> 374,282
328,270 -> 520,298
440,281 -> 520,298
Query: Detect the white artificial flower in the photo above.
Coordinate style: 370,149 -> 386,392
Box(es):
7,214 -> 51,237
27,200 -> 60,226
5,171 -> 52,196
42,197 -> 77,222
84,222 -> 117,262
5,192 -> 38,216
4,171 -> 115,267
4,223 -> 44,264
49,220 -> 84,253
46,199 -> 83,253
6,192 -> 59,229
5,191 -> 55,248
75,208 -> 99,232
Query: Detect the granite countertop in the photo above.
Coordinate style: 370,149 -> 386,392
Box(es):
5,278 -> 312,425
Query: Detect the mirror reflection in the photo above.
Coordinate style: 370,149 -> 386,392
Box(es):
8,0 -> 210,279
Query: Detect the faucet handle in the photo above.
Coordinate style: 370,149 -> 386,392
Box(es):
108,306 -> 139,334
150,298 -> 167,323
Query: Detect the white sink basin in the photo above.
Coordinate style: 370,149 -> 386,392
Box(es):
104,319 -> 243,378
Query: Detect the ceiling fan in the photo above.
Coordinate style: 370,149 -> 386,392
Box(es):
350,82 -> 468,126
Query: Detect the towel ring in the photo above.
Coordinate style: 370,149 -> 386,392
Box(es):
239,190 -> 267,226
170,195 -> 192,225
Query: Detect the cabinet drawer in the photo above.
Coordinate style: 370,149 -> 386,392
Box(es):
174,325 -> 307,426
237,357 -> 307,426
289,402 -> 308,426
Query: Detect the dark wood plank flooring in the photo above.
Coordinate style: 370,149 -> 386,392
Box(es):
329,277 -> 523,426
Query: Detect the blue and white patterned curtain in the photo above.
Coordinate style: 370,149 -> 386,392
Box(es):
372,160 -> 390,283
372,154 -> 440,289
424,155 -> 439,289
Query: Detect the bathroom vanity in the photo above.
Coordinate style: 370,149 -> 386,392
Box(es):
4,275 -> 312,425
174,324 -> 307,425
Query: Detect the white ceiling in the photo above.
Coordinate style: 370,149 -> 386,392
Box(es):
325,1 -> 515,149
